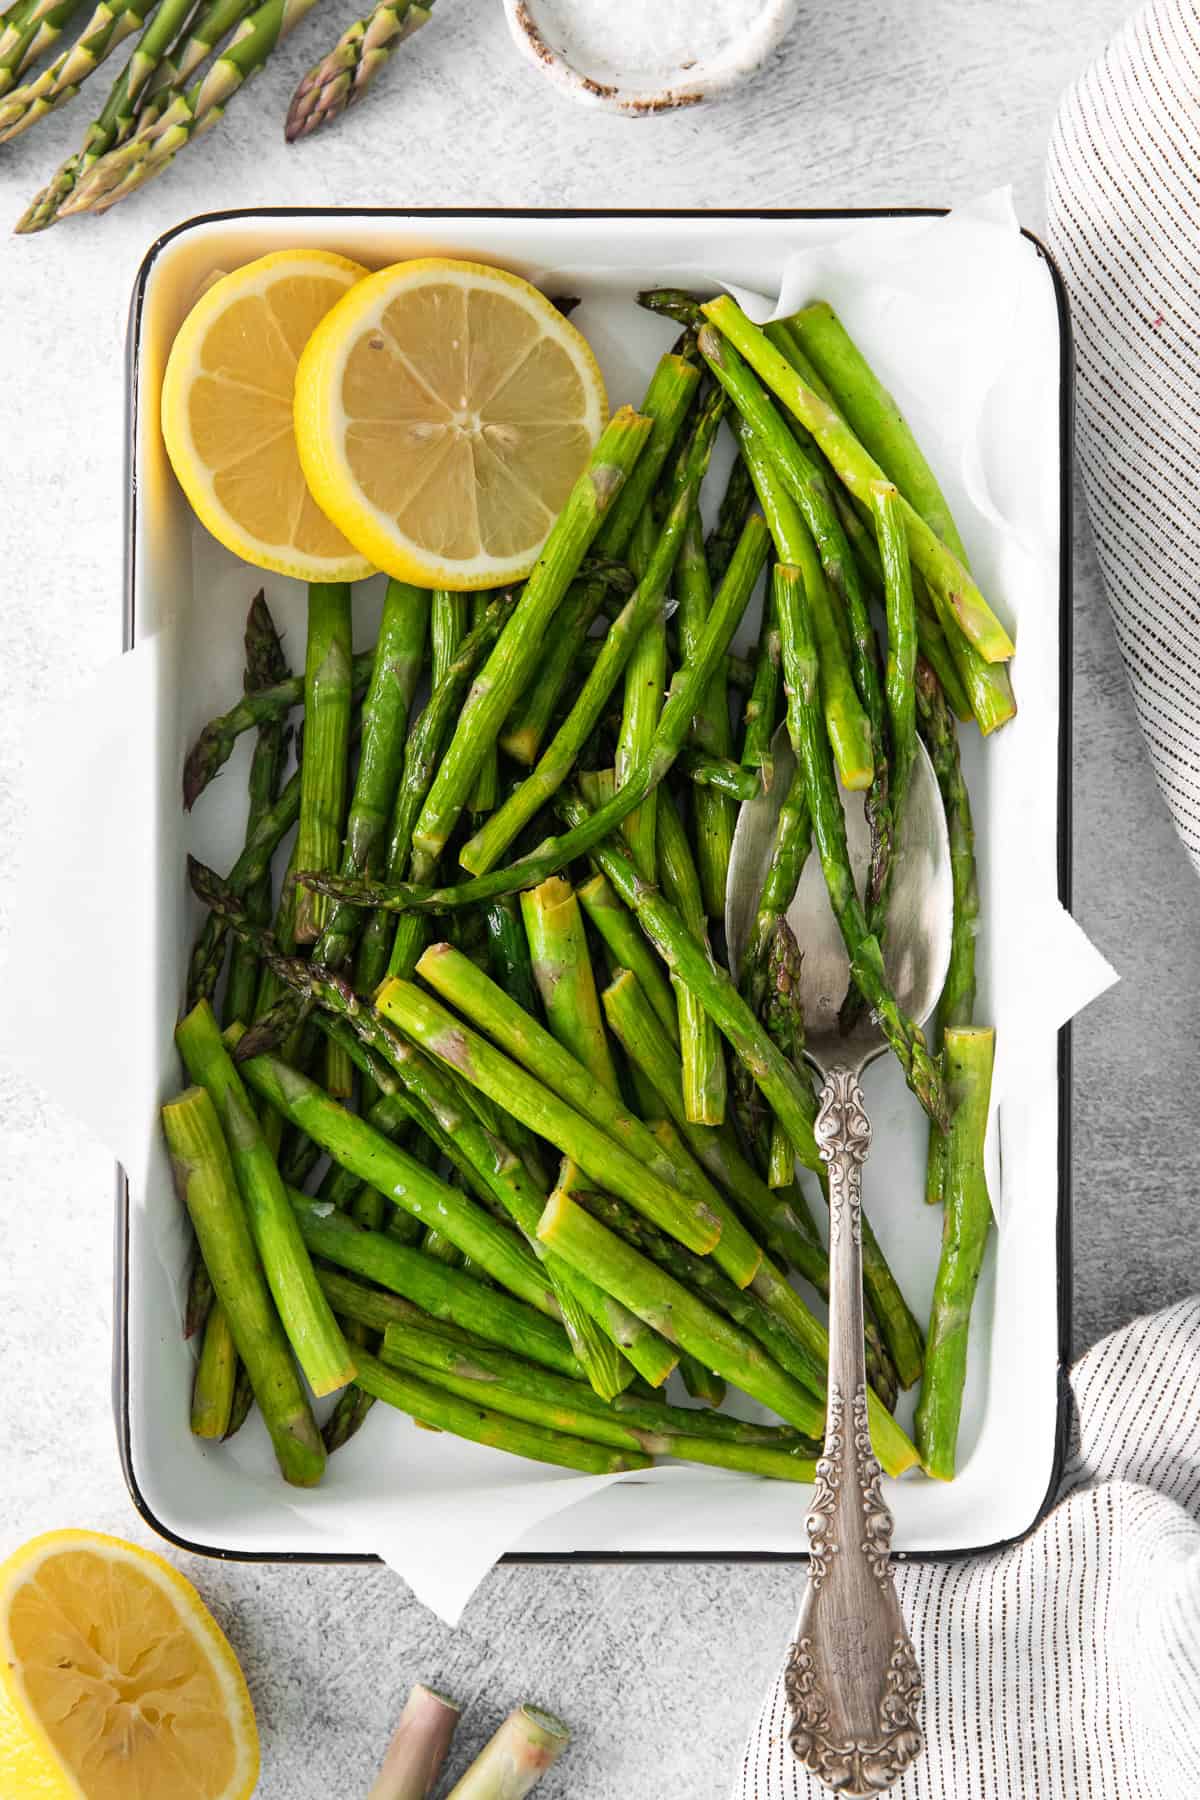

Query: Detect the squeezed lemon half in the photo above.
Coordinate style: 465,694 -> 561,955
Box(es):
0,1530 -> 259,1800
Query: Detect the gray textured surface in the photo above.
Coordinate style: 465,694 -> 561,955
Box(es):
1,1 -> 1197,1794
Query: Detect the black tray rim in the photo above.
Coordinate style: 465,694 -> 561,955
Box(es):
117,203 -> 1074,1569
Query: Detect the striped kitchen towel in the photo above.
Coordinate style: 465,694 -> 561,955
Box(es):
734,1297 -> 1200,1796
1048,0 -> 1200,862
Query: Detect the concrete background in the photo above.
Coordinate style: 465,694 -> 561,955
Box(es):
2,1 -> 1197,1792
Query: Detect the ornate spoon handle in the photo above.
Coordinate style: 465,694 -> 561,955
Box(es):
785,1067 -> 923,1796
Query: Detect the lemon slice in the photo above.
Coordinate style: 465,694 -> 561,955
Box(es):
161,248 -> 376,582
0,1530 -> 259,1800
294,257 -> 608,590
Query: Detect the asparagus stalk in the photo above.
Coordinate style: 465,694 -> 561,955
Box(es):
150,0 -> 259,92
184,1256 -> 215,1340
762,921 -> 806,1187
700,297 -> 1016,664
913,581 -> 973,723
0,0 -> 87,96
459,390 -> 722,877
739,768 -> 811,1025
520,877 -> 619,1095
614,508 -> 665,880
678,750 -> 761,802
367,1683 -> 460,1800
187,766 -> 301,1009
914,1026 -> 996,1478
191,1303 -> 237,1439
292,1193 -> 581,1377
176,1002 -> 356,1397
58,0 -> 327,217
181,650 -> 371,810
537,1191 -> 824,1439
484,895 -> 540,1016
655,786 -> 726,1125
917,658 -> 980,1204
739,568 -> 782,791
15,0 -> 217,230
237,1046 -> 564,1317
323,1383 -> 376,1454
495,577 -> 608,767
224,594 -> 290,1028
468,595 -> 500,816
312,579 -> 429,971
787,301 -> 970,562
871,480 -> 918,906
675,506 -> 737,916
285,0 -> 431,142
731,412 -> 874,792
577,871 -> 678,1044
773,562 -> 947,1128
676,1356 -> 727,1407
381,1322 -> 820,1480
317,1267 -> 486,1343
300,510 -> 769,913
376,970 -> 732,1265
0,0 -> 154,140
224,1364 -> 254,1439
410,409 -> 653,865
293,583 -> 353,943
444,1709 -> 570,1800
354,1350 -> 650,1476
705,452 -> 756,586
161,1087 -> 325,1486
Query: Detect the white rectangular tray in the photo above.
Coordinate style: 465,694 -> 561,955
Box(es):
119,207 -> 1072,1565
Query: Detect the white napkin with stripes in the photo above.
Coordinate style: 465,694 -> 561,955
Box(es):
736,6 -> 1200,1790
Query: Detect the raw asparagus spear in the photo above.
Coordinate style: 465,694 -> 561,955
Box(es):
655,786 -> 726,1125
0,0 -> 87,96
294,583 -> 353,943
161,1087 -> 325,1486
356,1349 -> 651,1475
292,1193 -> 581,1377
787,300 -> 969,562
57,0 -> 326,218
176,1003 -> 356,1397
773,562 -> 947,1129
181,650 -> 371,810
285,0 -> 432,141
367,1684 -> 460,1800
381,1323 -> 821,1479
460,390 -> 722,877
376,970 -> 731,1264
700,297 -> 1016,664
914,1026 -> 996,1478
300,511 -> 769,912
917,657 -> 980,1204
444,1707 -> 570,1800
521,877 -> 620,1095
410,409 -> 652,864
0,0 -> 154,140
577,871 -> 678,1044
312,579 -> 429,971
224,594 -> 290,1029
191,1303 -> 237,1439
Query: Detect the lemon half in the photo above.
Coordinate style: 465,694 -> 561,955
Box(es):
0,1530 -> 259,1800
161,248 -> 376,582
294,257 -> 608,590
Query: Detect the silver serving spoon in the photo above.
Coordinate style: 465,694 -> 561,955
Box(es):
726,722 -> 953,1797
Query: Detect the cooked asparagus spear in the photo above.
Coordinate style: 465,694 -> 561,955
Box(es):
381,1322 -> 820,1479
285,0 -> 432,142
187,766 -> 301,1010
292,1193 -> 582,1377
293,583 -> 352,943
615,508 -> 665,881
773,562 -> 947,1129
700,297 -> 1015,664
917,657 -> 980,1204
176,1002 -> 357,1397
577,871 -> 678,1044
484,895 -> 541,1018
354,1349 -> 651,1476
460,389 -> 722,877
161,1086 -> 325,1486
521,877 -> 620,1095
191,1302 -> 237,1439
914,1026 -> 996,1478
705,452 -> 756,587
410,409 -> 653,865
655,786 -> 726,1126
739,568 -> 782,792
